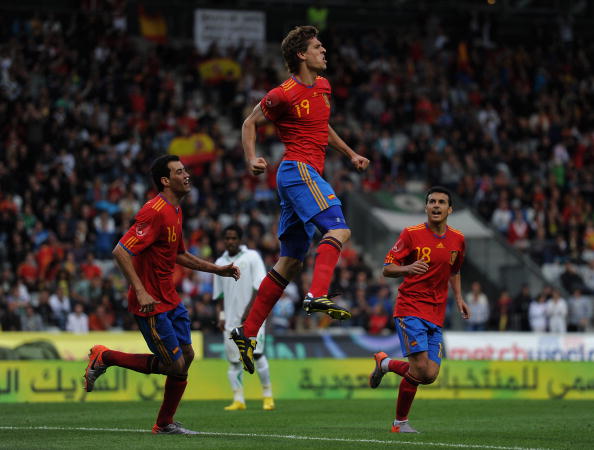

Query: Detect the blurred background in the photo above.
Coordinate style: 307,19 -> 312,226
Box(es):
0,0 -> 593,403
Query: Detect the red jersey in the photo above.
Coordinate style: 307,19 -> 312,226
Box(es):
384,223 -> 465,327
118,194 -> 186,316
260,76 -> 331,174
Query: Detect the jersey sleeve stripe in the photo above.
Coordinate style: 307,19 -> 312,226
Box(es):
297,162 -> 328,210
448,226 -> 464,237
154,200 -> 166,212
406,224 -> 425,231
124,236 -> 139,248
282,80 -> 297,91
118,242 -> 137,256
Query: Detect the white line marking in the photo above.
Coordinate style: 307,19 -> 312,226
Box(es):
0,426 -> 548,450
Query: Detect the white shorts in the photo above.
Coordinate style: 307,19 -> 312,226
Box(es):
224,326 -> 266,362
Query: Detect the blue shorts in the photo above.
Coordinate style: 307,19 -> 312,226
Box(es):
277,161 -> 347,260
395,316 -> 443,365
135,303 -> 191,364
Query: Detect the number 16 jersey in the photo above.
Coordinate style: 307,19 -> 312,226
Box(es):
118,194 -> 186,317
384,223 -> 465,327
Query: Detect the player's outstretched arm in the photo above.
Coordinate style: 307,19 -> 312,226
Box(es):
383,260 -> 429,279
177,252 -> 240,280
112,244 -> 159,313
328,125 -> 369,172
449,273 -> 470,320
242,104 -> 269,176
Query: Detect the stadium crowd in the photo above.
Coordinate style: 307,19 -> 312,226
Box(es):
0,7 -> 593,334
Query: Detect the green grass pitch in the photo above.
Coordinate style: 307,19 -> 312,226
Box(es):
1,399 -> 592,449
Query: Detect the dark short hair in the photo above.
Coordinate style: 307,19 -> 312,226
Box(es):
425,186 -> 453,206
151,155 -> 180,192
223,224 -> 243,240
281,25 -> 319,74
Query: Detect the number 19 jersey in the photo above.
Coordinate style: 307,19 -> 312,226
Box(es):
260,75 -> 331,174
384,223 -> 465,327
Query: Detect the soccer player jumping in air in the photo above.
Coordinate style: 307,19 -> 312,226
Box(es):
369,186 -> 471,433
84,155 -> 240,434
231,25 -> 370,374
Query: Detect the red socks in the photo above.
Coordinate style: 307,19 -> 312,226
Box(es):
243,269 -> 288,337
103,350 -> 160,374
156,376 -> 188,427
396,373 -> 419,421
103,350 -> 188,428
309,237 -> 342,298
388,359 -> 410,377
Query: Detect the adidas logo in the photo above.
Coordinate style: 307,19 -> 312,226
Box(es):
436,243 -> 445,248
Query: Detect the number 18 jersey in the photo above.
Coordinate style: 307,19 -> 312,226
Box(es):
384,223 -> 465,327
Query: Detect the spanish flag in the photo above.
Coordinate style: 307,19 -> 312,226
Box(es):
168,133 -> 217,174
138,6 -> 167,44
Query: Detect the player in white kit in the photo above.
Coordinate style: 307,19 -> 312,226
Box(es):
214,225 -> 275,411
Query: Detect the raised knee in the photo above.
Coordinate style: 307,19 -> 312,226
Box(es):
328,228 -> 350,243
409,364 -> 439,385
183,348 -> 195,366
342,228 -> 351,242
418,374 -> 437,385
163,357 -> 187,378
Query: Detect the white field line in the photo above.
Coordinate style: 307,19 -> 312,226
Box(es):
0,426 -> 548,450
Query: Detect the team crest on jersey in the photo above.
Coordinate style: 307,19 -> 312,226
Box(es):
449,251 -> 458,265
136,222 -> 146,237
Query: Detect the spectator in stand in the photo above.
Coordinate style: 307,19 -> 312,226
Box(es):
529,293 -> 548,332
81,253 -> 103,280
34,289 -> 55,329
491,199 -> 512,234
271,291 -> 295,333
48,286 -> 71,330
496,290 -> 513,331
560,262 -> 590,295
583,260 -> 594,294
66,302 -> 89,334
546,289 -> 568,333
190,294 -> 216,332
465,281 -> 489,331
507,202 -> 530,252
567,289 -> 593,332
512,284 -> 533,331
1,301 -> 22,331
17,252 -> 38,288
21,305 -> 44,331
88,304 -> 115,331
367,303 -> 389,335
